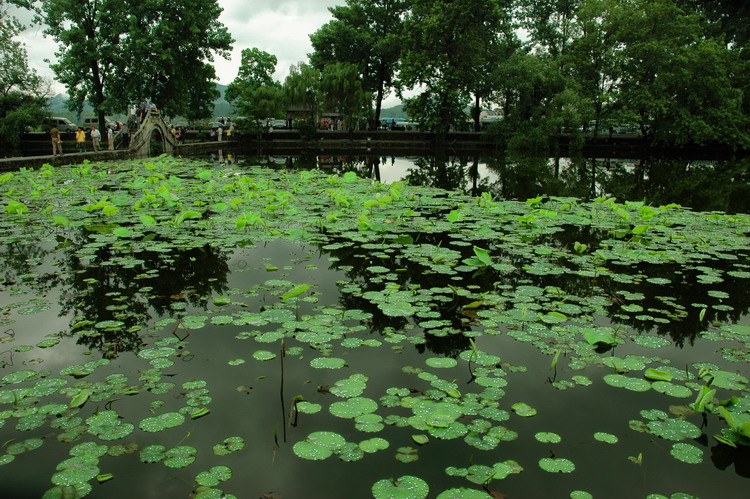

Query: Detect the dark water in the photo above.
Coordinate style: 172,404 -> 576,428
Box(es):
204,149 -> 750,215
1,154 -> 750,498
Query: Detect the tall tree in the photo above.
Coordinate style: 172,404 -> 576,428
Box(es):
400,0 -> 509,139
516,0 -> 584,57
320,62 -> 370,130
36,0 -> 232,126
1,1 -> 48,152
610,0 -> 749,146
225,48 -> 281,120
283,63 -> 321,126
309,0 -> 409,124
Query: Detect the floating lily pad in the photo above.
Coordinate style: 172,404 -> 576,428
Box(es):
538,457 -> 575,473
372,475 -> 429,499
163,446 -> 197,468
139,412 -> 185,433
670,443 -> 703,464
310,357 -> 346,369
195,465 -> 232,487
359,438 -> 390,453
425,358 -> 458,369
512,402 -> 537,417
293,431 -> 346,461
535,432 -> 561,443
213,437 -> 244,456
594,432 -> 619,444
252,350 -> 276,361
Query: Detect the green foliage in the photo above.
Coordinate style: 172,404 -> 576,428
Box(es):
225,48 -> 283,120
309,0 -> 409,122
38,0 -> 233,120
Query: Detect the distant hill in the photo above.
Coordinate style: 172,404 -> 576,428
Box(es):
45,83 -> 235,120
379,104 -> 407,119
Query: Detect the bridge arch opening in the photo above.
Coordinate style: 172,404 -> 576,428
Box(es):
149,129 -> 164,156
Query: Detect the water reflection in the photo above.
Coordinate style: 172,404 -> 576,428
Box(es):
1,235 -> 231,358
225,151 -> 750,213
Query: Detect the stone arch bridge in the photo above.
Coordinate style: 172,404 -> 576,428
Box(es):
126,111 -> 178,156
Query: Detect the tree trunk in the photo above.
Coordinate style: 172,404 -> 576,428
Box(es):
473,93 -> 481,132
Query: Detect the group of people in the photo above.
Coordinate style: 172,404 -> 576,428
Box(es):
49,123 -> 130,156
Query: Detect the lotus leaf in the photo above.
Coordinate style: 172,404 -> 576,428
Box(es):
213,436 -> 245,456
511,402 -> 537,417
436,488 -> 492,498
139,412 -> 185,432
535,432 -> 561,443
310,357 -> 346,369
330,397 -> 378,418
538,457 -> 575,473
52,454 -> 100,486
395,446 -> 419,463
670,443 -> 703,464
593,432 -> 619,444
195,465 -> 232,487
359,438 -> 389,453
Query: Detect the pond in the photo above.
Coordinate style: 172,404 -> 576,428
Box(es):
0,156 -> 749,498
206,150 -> 750,214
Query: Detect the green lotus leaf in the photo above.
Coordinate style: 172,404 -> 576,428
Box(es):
293,431 -> 346,461
227,359 -> 245,366
652,381 -> 692,398
593,432 -> 619,444
137,347 -> 176,359
372,475 -> 429,499
140,445 -> 167,464
330,397 -> 378,418
535,432 -> 561,443
52,454 -> 100,486
355,413 -> 384,432
310,357 -> 346,369
647,419 -> 702,441
163,446 -> 197,468
425,357 -> 458,369
359,437 -> 389,453
213,436 -> 245,456
538,457 -> 575,473
86,410 -> 134,440
330,374 -> 368,398
337,442 -> 365,462
437,488 -> 492,498
570,491 -> 593,499
6,437 -> 43,455
139,412 -> 185,432
603,374 -> 651,392
296,402 -> 322,414
395,446 -> 419,463
2,369 -> 37,385
670,443 -> 703,464
42,483 -> 92,499
511,402 -> 537,417
195,465 -> 232,487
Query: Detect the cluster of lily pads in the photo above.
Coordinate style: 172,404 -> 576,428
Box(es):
0,156 -> 749,497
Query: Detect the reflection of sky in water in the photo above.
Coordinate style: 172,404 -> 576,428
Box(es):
2,222 -> 750,494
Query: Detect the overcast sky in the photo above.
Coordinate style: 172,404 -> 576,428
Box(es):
13,0 -> 401,106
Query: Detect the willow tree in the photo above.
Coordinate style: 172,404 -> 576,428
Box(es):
309,0 -> 409,124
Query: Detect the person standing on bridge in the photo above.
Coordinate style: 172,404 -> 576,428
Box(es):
90,126 -> 101,152
217,124 -> 223,142
75,128 -> 87,153
121,123 -> 130,147
107,126 -> 114,150
50,126 -> 63,156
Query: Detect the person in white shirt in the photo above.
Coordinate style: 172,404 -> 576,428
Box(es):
90,127 -> 101,152
107,126 -> 114,150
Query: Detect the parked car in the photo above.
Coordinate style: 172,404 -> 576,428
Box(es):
270,119 -> 288,129
81,116 -> 118,131
42,117 -> 77,134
